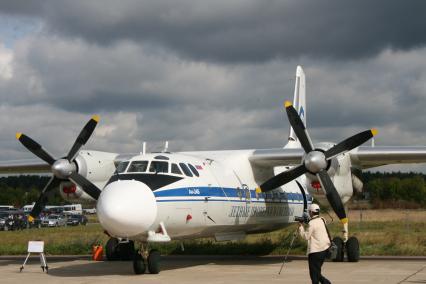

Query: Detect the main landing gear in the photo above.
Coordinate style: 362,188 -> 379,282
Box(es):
133,245 -> 161,274
332,236 -> 360,262
105,238 -> 135,261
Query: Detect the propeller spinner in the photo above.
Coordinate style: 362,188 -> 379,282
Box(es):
256,101 -> 377,224
16,115 -> 102,221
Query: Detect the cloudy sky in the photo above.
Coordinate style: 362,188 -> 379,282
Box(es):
0,1 -> 426,172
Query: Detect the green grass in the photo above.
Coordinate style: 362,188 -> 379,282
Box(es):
0,219 -> 425,256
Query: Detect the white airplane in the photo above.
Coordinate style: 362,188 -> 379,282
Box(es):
2,66 -> 426,274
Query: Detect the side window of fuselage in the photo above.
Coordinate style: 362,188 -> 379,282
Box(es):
188,164 -> 199,177
128,161 -> 149,172
171,163 -> 183,175
179,163 -> 193,177
116,161 -> 129,173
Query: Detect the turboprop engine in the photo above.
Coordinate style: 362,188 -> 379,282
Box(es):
304,142 -> 354,206
58,150 -> 118,201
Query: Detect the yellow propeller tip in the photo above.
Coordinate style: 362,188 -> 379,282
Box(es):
28,215 -> 34,222
91,115 -> 100,122
284,101 -> 293,108
15,132 -> 22,140
371,128 -> 378,136
340,218 -> 349,224
255,187 -> 262,193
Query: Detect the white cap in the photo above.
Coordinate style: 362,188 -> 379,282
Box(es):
309,203 -> 320,213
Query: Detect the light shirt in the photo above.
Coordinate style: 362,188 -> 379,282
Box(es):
298,216 -> 331,255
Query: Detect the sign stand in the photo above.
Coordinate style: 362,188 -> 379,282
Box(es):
20,241 -> 48,273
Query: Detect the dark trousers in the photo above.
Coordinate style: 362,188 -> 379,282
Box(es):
308,250 -> 331,284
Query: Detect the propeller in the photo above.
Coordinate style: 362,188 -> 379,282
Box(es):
256,101 -> 377,224
16,115 -> 102,221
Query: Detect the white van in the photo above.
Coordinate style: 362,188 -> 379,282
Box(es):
22,204 -> 34,213
63,204 -> 83,215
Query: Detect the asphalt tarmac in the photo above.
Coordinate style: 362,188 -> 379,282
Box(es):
0,255 -> 425,284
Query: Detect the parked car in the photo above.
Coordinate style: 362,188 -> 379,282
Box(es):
0,210 -> 27,231
66,214 -> 88,226
41,214 -> 66,227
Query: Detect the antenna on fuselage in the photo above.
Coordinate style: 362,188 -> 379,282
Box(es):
141,141 -> 146,155
163,141 -> 169,152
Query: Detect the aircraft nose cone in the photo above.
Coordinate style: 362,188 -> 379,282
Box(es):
97,180 -> 157,238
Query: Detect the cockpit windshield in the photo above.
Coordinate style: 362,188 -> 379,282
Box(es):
128,161 -> 149,173
149,161 -> 169,173
115,161 -> 129,173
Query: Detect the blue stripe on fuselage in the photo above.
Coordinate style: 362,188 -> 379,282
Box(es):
154,186 -> 310,202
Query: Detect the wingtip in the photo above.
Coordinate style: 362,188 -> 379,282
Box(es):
27,215 -> 34,222
284,101 -> 293,108
91,115 -> 100,122
15,132 -> 22,140
255,187 -> 262,194
340,217 -> 349,224
371,128 -> 378,136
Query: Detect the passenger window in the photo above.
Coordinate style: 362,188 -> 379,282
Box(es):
171,163 -> 182,175
116,161 -> 129,173
149,161 -> 169,173
179,163 -> 193,177
128,161 -> 149,173
188,164 -> 199,177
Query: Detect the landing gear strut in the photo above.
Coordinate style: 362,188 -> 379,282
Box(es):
132,244 -> 161,274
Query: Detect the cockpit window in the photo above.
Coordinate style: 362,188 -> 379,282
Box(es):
171,163 -> 182,175
179,163 -> 193,177
188,164 -> 199,177
128,161 -> 149,173
149,161 -> 169,173
115,161 -> 129,173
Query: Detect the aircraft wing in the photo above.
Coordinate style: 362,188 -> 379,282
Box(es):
0,159 -> 50,174
350,146 -> 426,169
249,146 -> 426,170
249,148 -> 304,167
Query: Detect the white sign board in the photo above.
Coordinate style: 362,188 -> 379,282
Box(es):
27,241 -> 44,253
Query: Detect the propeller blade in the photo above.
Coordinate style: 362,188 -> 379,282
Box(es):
16,133 -> 56,165
257,164 -> 307,192
325,129 -> 378,160
285,101 -> 314,153
28,177 -> 61,220
316,170 -> 347,223
66,115 -> 100,161
69,172 -> 101,200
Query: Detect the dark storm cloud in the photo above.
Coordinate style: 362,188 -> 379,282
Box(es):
1,1 -> 426,62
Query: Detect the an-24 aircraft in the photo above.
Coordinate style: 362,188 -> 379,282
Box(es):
2,66 -> 426,275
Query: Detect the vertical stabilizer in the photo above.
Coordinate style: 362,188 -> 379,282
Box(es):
287,66 -> 306,147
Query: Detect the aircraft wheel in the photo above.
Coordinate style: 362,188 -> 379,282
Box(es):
133,252 -> 146,274
118,241 -> 135,261
147,249 -> 161,274
105,238 -> 120,261
332,237 -> 344,262
346,236 -> 360,262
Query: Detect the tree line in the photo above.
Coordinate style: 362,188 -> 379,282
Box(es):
0,173 -> 426,208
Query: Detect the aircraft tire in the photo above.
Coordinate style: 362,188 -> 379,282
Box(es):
147,249 -> 161,274
118,241 -> 135,261
133,252 -> 146,274
346,236 -> 360,262
105,238 -> 120,261
332,237 -> 344,262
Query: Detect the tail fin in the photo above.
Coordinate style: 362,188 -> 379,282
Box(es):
287,65 -> 306,146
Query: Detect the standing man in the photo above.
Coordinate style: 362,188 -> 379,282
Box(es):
299,203 -> 332,284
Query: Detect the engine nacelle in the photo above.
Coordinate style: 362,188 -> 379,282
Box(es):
74,150 -> 118,190
57,150 -> 118,201
305,142 -> 354,205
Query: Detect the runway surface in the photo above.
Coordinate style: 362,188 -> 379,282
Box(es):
0,255 -> 425,284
